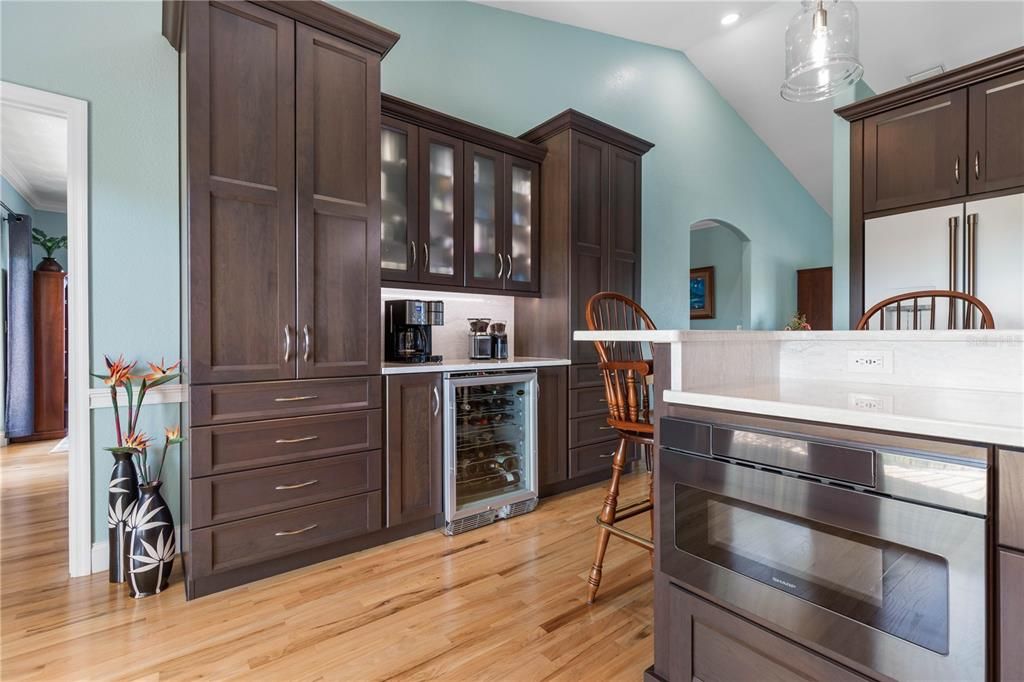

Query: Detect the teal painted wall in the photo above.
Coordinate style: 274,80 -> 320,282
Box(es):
690,225 -> 747,330
1,0 -> 179,543
1,176 -> 68,267
339,1 -> 833,331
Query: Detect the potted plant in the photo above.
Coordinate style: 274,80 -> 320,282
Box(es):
31,228 -> 68,272
783,312 -> 812,331
94,356 -> 184,596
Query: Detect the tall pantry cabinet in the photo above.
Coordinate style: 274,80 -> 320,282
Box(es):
165,0 -> 399,599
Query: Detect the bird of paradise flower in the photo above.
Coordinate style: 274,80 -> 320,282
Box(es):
127,494 -> 172,596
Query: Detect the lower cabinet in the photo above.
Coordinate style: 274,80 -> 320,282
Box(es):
538,366 -> 569,488
665,586 -> 867,682
385,373 -> 443,526
1001,548 -> 1024,682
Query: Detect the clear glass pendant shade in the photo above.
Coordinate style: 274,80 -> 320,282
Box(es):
781,0 -> 864,102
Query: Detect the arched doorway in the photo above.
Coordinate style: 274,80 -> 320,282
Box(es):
689,218 -> 751,330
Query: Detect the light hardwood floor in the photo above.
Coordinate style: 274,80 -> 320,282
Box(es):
1,440 -> 653,680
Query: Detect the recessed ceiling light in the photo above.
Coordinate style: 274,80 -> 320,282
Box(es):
721,12 -> 741,26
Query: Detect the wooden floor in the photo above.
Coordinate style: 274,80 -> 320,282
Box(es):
1,440 -> 653,680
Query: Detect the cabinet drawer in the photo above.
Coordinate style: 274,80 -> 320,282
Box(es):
190,492 -> 382,575
1000,548 -> 1024,682
1000,448 -> 1024,551
570,386 -> 607,418
190,377 -> 381,426
191,410 -> 382,477
569,440 -> 619,478
569,363 -> 603,389
191,450 -> 382,528
570,414 -> 614,447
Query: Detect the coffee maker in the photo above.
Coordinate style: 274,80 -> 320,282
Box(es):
385,300 -> 444,363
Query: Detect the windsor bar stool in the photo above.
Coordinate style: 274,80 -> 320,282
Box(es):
856,290 -> 995,330
583,291 -> 656,604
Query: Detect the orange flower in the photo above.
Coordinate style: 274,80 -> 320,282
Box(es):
144,358 -> 181,381
123,431 -> 153,451
165,425 -> 180,440
101,354 -> 137,387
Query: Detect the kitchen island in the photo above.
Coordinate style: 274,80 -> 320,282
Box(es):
574,329 -> 1024,682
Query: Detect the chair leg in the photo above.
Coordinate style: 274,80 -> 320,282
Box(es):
587,437 -> 629,604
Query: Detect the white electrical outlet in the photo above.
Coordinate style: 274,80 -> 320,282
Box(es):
847,350 -> 894,374
848,393 -> 894,412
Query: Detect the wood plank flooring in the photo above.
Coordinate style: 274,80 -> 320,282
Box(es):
1,440 -> 653,680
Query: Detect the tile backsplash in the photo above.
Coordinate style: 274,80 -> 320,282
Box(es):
381,288 -> 515,361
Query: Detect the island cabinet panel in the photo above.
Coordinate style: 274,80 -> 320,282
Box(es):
999,447 -> 1024,550
969,71 -> 1024,194
537,366 -> 569,488
1000,548 -> 1024,682
665,586 -> 868,682
385,373 -> 443,527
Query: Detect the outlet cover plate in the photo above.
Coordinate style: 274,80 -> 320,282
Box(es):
847,350 -> 894,374
847,392 -> 894,413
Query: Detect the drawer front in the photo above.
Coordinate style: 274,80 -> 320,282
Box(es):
191,450 -> 382,528
569,363 -> 603,389
570,414 -> 614,447
190,492 -> 382,575
190,377 -> 381,426
191,410 -> 382,477
570,386 -> 607,418
1000,448 -> 1024,550
570,440 -> 619,477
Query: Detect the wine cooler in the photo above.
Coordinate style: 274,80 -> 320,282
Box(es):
443,371 -> 539,535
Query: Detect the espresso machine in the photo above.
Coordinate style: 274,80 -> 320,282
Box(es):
385,299 -> 444,363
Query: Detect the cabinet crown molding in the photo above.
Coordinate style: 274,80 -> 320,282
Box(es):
836,46 -> 1024,122
519,109 -> 655,156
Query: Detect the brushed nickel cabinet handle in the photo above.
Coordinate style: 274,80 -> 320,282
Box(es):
275,524 -> 318,537
423,243 -> 429,273
506,254 -> 512,280
283,325 -> 292,363
599,450 -> 616,458
432,385 -> 440,417
274,479 -> 318,490
974,151 -> 980,180
274,435 -> 319,444
410,241 -> 417,267
274,395 -> 318,402
497,252 -> 504,279
302,324 -> 312,363
954,155 -> 960,184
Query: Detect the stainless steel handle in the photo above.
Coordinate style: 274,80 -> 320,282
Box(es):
302,324 -> 312,363
948,216 -> 959,291
275,524 -> 318,537
599,450 -> 616,458
599,425 -> 614,430
274,479 -> 318,490
432,385 -> 440,417
283,325 -> 292,362
974,151 -> 980,180
410,241 -> 417,267
423,243 -> 429,273
954,155 -> 961,183
274,394 -> 318,402
506,254 -> 512,280
496,252 -> 504,279
967,213 -> 978,297
274,435 -> 319,444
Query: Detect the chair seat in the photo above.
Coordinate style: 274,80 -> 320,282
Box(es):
606,418 -> 654,439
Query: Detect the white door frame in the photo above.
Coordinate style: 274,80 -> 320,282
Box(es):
1,81 -> 91,577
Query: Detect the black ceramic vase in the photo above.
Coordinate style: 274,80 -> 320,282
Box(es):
127,481 -> 175,598
107,450 -> 139,583
36,256 -> 63,272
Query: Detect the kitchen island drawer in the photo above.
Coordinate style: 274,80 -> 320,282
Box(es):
191,410 -> 382,477
570,386 -> 607,418
191,450 -> 382,528
190,492 -> 382,575
570,414 -> 615,447
190,377 -> 381,426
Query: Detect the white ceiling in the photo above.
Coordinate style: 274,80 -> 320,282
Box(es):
476,1 -> 1024,216
1,103 -> 68,212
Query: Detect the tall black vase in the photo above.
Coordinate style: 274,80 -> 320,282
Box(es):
107,450 -> 139,584
127,481 -> 175,598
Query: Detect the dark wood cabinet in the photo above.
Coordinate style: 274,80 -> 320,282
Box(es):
503,156 -> 541,293
419,129 -> 465,287
465,143 -> 505,290
969,71 -> 1024,194
797,266 -> 833,331
30,271 -> 67,440
863,90 -> 967,214
385,373 -> 443,526
1000,548 -> 1024,682
380,116 -> 420,282
537,366 -> 568,488
999,448 -> 1024,551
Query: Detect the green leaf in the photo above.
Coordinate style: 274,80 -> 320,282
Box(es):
146,373 -> 180,389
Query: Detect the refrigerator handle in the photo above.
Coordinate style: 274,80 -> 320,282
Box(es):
948,216 -> 959,291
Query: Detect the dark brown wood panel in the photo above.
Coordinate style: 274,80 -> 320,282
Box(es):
569,440 -> 619,478
863,89 -> 967,213
569,363 -> 603,389
666,586 -> 866,682
969,71 -> 1024,194
385,373 -> 443,526
503,156 -> 541,293
187,1 -> 296,384
1000,548 -> 1024,682
418,129 -> 465,287
571,134 -> 608,364
380,116 -> 420,283
464,144 -> 506,290
191,410 -> 382,477
537,366 -> 569,487
190,376 -> 382,426
32,271 -> 66,437
608,147 -> 642,301
570,414 -> 615,448
1000,448 -> 1024,551
191,450 -> 382,528
849,119 -> 865,328
296,23 -> 381,379
190,491 -> 382,575
797,266 -> 833,331
569,385 -> 607,418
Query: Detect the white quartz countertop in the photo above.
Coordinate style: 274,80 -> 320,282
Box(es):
665,380 -> 1024,448
573,329 -> 1024,342
381,357 -> 570,375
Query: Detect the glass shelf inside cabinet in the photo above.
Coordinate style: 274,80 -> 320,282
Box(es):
454,382 -> 529,509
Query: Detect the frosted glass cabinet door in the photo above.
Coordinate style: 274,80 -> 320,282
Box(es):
465,144 -> 505,289
380,117 -> 418,282
419,130 -> 464,286
504,157 -> 541,292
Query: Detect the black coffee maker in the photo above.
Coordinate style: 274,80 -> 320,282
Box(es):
385,299 -> 444,363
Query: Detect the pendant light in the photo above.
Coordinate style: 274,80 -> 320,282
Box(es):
781,0 -> 864,102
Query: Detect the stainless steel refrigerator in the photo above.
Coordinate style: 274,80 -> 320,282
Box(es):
864,193 -> 1024,328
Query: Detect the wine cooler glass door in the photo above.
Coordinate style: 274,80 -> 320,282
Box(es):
445,372 -> 538,522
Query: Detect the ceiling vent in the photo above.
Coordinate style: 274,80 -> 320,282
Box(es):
907,65 -> 945,83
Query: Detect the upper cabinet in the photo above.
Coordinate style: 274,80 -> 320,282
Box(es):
379,95 -> 545,295
969,71 -> 1024,194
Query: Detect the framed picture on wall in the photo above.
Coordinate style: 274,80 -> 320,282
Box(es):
690,266 -> 715,320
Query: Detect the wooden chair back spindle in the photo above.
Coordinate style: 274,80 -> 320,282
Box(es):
856,289 -> 995,331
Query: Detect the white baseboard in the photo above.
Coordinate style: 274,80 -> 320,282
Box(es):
91,525 -> 182,574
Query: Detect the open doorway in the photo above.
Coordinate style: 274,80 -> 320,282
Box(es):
1,81 -> 90,577
689,219 -> 751,330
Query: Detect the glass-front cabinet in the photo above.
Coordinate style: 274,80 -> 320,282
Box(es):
504,157 -> 540,292
380,117 -> 418,282
465,144 -> 505,289
419,130 -> 464,286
